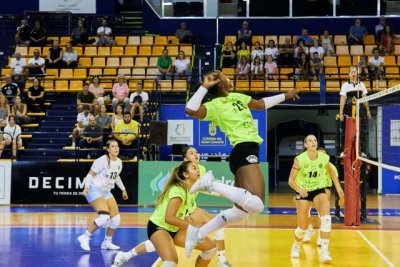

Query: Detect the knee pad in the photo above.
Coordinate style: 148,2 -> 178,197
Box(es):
199,247 -> 218,260
94,211 -> 110,228
213,229 -> 225,241
161,261 -> 177,267
144,239 -> 156,252
320,215 -> 331,232
240,194 -> 265,214
108,214 -> 121,229
295,227 -> 306,239
220,206 -> 248,223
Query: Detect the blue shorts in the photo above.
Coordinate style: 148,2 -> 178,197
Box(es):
86,186 -> 114,203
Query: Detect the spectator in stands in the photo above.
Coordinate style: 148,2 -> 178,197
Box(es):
77,83 -> 96,113
112,75 -> 130,112
80,116 -> 103,149
296,28 -> 313,47
264,55 -> 278,80
71,104 -> 92,147
3,115 -> 22,157
369,48 -> 384,80
0,95 -> 10,127
157,49 -> 173,81
236,20 -> 252,47
11,95 -> 29,125
62,42 -> 78,68
94,18 -> 115,46
321,30 -> 334,56
27,49 -> 45,77
310,52 -> 324,81
45,41 -> 64,69
71,19 -> 94,45
221,41 -> 237,68
251,56 -> 264,80
309,38 -> 324,59
295,53 -> 310,80
380,24 -> 397,56
236,56 -> 251,80
175,22 -> 193,44
89,76 -> 106,106
278,37 -> 294,66
173,50 -> 192,81
375,16 -> 386,43
11,52 -> 27,81
264,39 -> 279,61
237,42 -> 250,64
96,104 -> 112,132
251,41 -> 264,62
348,18 -> 368,45
129,83 -> 149,123
26,78 -> 45,111
29,20 -> 47,47
357,55 -> 369,80
15,19 -> 31,46
1,75 -> 20,103
113,112 -> 139,159
111,104 -> 124,132
0,131 -> 6,158
294,39 -> 309,59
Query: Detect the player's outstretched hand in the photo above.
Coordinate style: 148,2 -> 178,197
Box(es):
122,190 -> 129,200
202,73 -> 220,90
285,88 -> 300,101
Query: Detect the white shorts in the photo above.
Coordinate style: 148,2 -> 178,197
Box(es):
86,185 -> 113,203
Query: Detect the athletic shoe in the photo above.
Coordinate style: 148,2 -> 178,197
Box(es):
320,250 -> 332,263
302,227 -> 314,242
185,224 -> 201,258
290,242 -> 301,258
78,234 -> 91,251
317,236 -> 322,247
111,251 -> 128,267
189,170 -> 215,194
101,241 -> 120,250
218,261 -> 233,267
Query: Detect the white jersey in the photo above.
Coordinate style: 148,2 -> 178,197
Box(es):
90,155 -> 123,192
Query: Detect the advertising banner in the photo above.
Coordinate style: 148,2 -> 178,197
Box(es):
0,161 -> 12,204
138,161 -> 269,206
39,0 -> 96,14
167,120 -> 194,145
11,161 -> 138,204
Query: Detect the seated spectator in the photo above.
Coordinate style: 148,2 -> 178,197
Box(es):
62,42 -> 78,68
11,95 -> 30,125
175,22 -> 194,44
294,39 -> 309,59
251,41 -> 264,62
112,76 -> 130,112
0,95 -> 10,127
70,19 -> 94,45
237,42 -> 250,63
96,104 -> 112,131
380,24 -> 397,56
80,116 -> 103,149
71,105 -> 92,147
310,52 -> 324,81
10,52 -> 27,81
221,41 -> 237,68
0,131 -> 7,158
45,41 -> 64,69
295,53 -> 310,80
278,37 -> 294,66
369,48 -> 384,80
29,20 -> 47,47
129,83 -> 149,123
251,56 -> 264,80
264,39 -> 279,61
236,56 -> 251,80
27,49 -> 45,77
111,104 -> 124,132
358,55 -> 369,80
3,115 -> 23,157
15,19 -> 31,46
264,55 -> 278,80
26,78 -> 45,111
94,18 -> 115,46
1,75 -> 20,103
89,76 -> 107,106
173,50 -> 192,81
375,16 -> 386,43
157,49 -> 173,81
296,28 -> 313,47
77,83 -> 96,113
321,30 -> 334,56
236,20 -> 252,47
309,38 -> 324,59
113,112 -> 139,159
348,18 -> 368,45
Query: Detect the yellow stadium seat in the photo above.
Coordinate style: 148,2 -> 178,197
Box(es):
364,35 -> 375,45
339,67 -> 350,79
1,68 -> 12,76
168,35 -> 179,44
336,45 -> 349,56
224,35 -> 237,45
296,81 -> 310,92
280,80 -> 294,92
155,36 -> 168,45
152,46 -> 165,56
159,80 -> 172,92
145,68 -> 158,79
326,80 -> 340,92
42,80 -> 54,90
89,68 -> 102,76
139,46 -> 152,56
135,57 -> 148,67
84,47 -> 97,56
55,80 -> 69,91
168,46 -> 179,57
73,46 -> 83,56
121,57 -> 134,67
98,47 -> 110,56
388,80 -> 400,88
278,35 -> 291,45
118,68 -> 131,77
128,36 -> 141,45
47,36 -> 59,44
383,56 -> 396,67
310,81 -> 320,92
265,35 -> 278,45
60,36 -> 71,46
385,67 -> 400,79
131,68 -> 146,79
252,35 -> 264,45
111,47 -> 124,56
338,56 -> 352,67
15,46 -> 28,56
141,36 -> 154,45
364,45 -> 376,56
149,57 -> 158,67
372,80 -> 388,91
103,68 -> 117,77
280,68 -> 294,79
265,80 -> 279,92
46,69 -> 59,79
180,45 -> 192,57
59,69 -> 73,78
334,35 -> 347,45
222,68 -> 235,80
70,80 -> 83,92
323,56 -> 337,67
28,47 -> 41,56
395,45 -> 400,56
92,57 -> 106,67
350,45 -> 364,56
250,80 -> 265,92
173,80 -> 188,92
143,80 -> 155,90
74,69 -> 87,79
125,46 -> 138,56
115,36 -> 127,46
107,57 -> 120,67
79,57 -> 91,67
324,67 -> 339,79
235,80 -> 250,92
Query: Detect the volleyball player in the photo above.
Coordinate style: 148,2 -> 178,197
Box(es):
77,139 -> 128,251
183,70 -> 299,257
288,135 -> 344,263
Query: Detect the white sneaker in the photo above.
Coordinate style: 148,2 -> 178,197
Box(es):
101,241 -> 120,250
302,227 -> 314,242
317,236 -> 322,247
111,251 -> 128,267
78,234 -> 91,251
218,261 -> 233,267
185,224 -> 201,258
290,242 -> 301,258
320,250 -> 333,263
189,170 -> 215,194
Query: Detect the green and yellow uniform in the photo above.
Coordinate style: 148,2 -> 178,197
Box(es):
320,162 -> 338,188
295,151 -> 330,191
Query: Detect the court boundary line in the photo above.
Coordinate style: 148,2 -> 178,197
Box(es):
151,257 -> 162,267
356,228 -> 395,267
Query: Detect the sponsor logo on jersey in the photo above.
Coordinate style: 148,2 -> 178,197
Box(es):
246,155 -> 258,163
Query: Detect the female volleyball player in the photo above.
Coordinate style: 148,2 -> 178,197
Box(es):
288,135 -> 344,263
77,139 -> 128,251
183,70 -> 299,257
112,147 -> 232,267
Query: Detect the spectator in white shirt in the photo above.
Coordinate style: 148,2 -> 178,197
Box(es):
173,51 -> 191,81
369,48 -> 384,80
309,38 -> 325,59
10,52 -> 27,81
94,19 -> 115,46
27,49 -> 45,77
62,42 -> 78,68
129,83 -> 149,123
251,56 -> 264,80
71,104 -> 92,147
251,41 -> 264,62
3,115 -> 22,157
264,39 -> 279,61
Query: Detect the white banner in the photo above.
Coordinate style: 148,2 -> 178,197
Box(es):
0,161 -> 12,204
168,120 -> 193,145
390,120 -> 400,146
39,0 -> 96,14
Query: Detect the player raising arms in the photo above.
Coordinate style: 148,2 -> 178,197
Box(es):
183,70 -> 299,257
288,135 -> 344,263
77,139 -> 128,251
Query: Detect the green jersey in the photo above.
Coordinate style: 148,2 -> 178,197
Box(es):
203,92 -> 263,147
320,162 -> 338,188
295,151 -> 330,191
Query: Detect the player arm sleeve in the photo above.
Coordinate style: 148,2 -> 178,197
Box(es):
186,86 -> 208,111
115,176 -> 126,191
